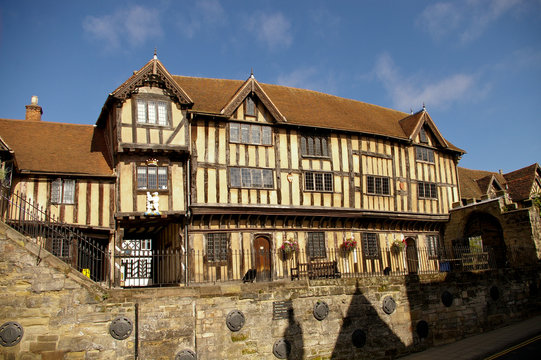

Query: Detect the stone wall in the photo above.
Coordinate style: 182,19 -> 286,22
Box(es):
1,222 -> 540,360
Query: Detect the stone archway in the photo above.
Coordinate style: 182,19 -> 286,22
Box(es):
464,212 -> 506,267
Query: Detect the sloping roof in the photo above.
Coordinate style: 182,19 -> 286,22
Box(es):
458,167 -> 505,200
0,119 -> 113,176
504,163 -> 540,201
173,75 -> 464,152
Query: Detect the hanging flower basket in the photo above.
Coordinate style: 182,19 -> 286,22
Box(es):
281,239 -> 299,259
340,237 -> 357,253
391,240 -> 405,255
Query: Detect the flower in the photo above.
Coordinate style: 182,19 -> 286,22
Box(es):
391,240 -> 405,254
281,239 -> 299,254
340,237 -> 357,251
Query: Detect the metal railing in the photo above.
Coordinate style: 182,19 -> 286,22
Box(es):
114,244 -> 502,287
0,186 -> 110,284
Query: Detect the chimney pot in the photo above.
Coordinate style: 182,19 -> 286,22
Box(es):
25,96 -> 43,121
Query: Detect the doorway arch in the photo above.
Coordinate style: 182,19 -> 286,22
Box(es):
405,237 -> 419,274
464,212 -> 506,267
254,236 -> 272,281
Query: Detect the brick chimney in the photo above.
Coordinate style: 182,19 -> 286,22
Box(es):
25,96 -> 42,121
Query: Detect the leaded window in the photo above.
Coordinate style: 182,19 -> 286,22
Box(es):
362,232 -> 380,259
207,233 -> 228,262
300,134 -> 329,157
419,127 -> 428,143
304,172 -> 333,192
229,167 -> 273,189
415,147 -> 435,163
229,123 -> 272,145
245,96 -> 256,116
427,235 -> 440,258
367,176 -> 390,195
136,99 -> 169,126
51,178 -> 75,204
418,182 -> 437,199
137,166 -> 168,190
307,232 -> 326,258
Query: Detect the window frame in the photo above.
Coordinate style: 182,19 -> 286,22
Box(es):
307,232 -> 326,259
415,146 -> 435,163
426,234 -> 441,258
419,127 -> 428,144
206,233 -> 229,263
304,171 -> 333,192
244,96 -> 256,117
229,167 -> 274,189
229,122 -> 273,146
362,232 -> 380,259
133,94 -> 172,128
366,175 -> 391,196
417,181 -> 438,199
51,178 -> 76,205
137,166 -> 168,191
300,133 -> 330,158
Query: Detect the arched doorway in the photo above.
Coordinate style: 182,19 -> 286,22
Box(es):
254,236 -> 271,281
464,212 -> 506,267
405,237 -> 419,274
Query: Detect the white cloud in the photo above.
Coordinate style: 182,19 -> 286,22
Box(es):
418,0 -> 523,43
276,67 -> 336,94
248,12 -> 293,50
176,0 -> 226,39
83,6 -> 162,49
374,53 -> 480,111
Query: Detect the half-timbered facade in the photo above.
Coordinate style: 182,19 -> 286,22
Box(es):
0,56 -> 472,285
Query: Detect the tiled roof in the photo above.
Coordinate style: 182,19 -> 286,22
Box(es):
0,119 -> 113,176
458,167 -> 505,200
173,75 -> 464,152
504,163 -> 540,201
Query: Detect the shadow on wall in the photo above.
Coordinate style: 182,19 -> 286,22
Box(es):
283,308 -> 304,360
330,280 -> 406,359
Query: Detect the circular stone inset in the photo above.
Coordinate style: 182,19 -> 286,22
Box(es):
382,296 -> 396,315
226,310 -> 246,332
351,329 -> 366,348
109,316 -> 133,340
416,320 -> 429,339
175,349 -> 197,360
441,291 -> 453,307
0,322 -> 24,347
273,339 -> 291,359
313,301 -> 329,321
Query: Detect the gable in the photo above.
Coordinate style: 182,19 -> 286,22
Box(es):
400,110 -> 450,149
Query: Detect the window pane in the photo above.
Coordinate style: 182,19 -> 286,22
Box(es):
428,149 -> 434,163
382,178 -> 390,195
158,167 -> 168,189
430,183 -> 437,198
137,100 -> 146,123
315,137 -> 321,155
230,168 -> 241,187
251,125 -> 261,145
308,232 -> 326,258
419,128 -> 428,143
241,168 -> 251,187
246,97 -> 255,116
367,176 -> 375,194
241,124 -> 250,143
418,182 -> 424,197
363,233 -> 379,258
300,136 -> 307,155
263,169 -> 273,188
51,178 -> 62,203
63,180 -> 75,204
305,172 -> 314,191
157,102 -> 167,126
207,233 -> 228,262
147,167 -> 157,189
314,173 -> 323,191
147,101 -> 156,124
262,126 -> 272,145
324,173 -> 333,191
137,168 -> 147,189
230,123 -> 239,143
307,137 -> 314,155
375,177 -> 382,194
321,137 -> 328,157
252,169 -> 262,187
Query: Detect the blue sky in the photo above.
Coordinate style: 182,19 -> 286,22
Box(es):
0,0 -> 540,173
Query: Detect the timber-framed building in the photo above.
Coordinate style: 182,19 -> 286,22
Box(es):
0,55 -> 494,286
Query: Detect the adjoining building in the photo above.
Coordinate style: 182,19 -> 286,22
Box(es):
0,55 -> 538,287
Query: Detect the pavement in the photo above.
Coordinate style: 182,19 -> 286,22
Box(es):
399,315 -> 541,360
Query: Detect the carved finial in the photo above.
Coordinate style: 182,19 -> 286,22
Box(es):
422,103 -> 426,111
250,68 -> 254,79
154,48 -> 157,60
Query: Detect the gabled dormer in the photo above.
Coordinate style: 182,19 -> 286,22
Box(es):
98,54 -> 193,155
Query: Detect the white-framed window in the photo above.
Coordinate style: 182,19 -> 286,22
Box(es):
51,178 -> 75,204
362,232 -> 380,259
418,182 -> 438,199
206,233 -> 229,262
137,166 -> 168,190
304,172 -> 333,192
136,99 -> 169,126
229,167 -> 273,189
367,176 -> 390,195
229,123 -> 272,145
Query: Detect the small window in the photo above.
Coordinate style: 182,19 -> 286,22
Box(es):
137,166 -> 168,190
362,232 -> 380,259
304,172 -> 333,192
415,147 -> 435,163
366,176 -> 390,195
136,99 -> 169,126
51,178 -> 75,204
229,123 -> 272,145
427,235 -> 440,258
206,233 -> 228,262
2,162 -> 13,187
419,127 -> 428,143
245,96 -> 256,116
51,234 -> 71,259
307,232 -> 326,258
300,134 -> 329,157
418,182 -> 437,199
229,167 -> 274,189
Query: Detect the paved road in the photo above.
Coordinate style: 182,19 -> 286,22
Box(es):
484,334 -> 541,360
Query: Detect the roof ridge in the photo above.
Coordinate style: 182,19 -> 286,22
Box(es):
0,118 -> 95,128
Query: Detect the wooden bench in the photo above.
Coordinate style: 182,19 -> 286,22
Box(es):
291,260 -> 341,280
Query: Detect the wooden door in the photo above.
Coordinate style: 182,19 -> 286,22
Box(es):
406,238 -> 419,274
254,236 -> 271,281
